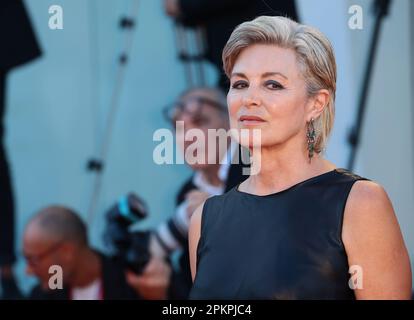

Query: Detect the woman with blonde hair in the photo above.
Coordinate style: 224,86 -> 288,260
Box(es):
188,16 -> 411,299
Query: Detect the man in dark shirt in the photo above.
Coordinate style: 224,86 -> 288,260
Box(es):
24,206 -> 139,300
126,87 -> 248,299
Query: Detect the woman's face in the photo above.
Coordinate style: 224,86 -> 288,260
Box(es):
227,44 -> 312,149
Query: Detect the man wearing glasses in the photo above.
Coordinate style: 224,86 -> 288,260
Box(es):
23,206 -> 139,300
126,87 -> 248,299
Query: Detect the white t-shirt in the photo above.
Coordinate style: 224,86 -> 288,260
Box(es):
71,278 -> 102,300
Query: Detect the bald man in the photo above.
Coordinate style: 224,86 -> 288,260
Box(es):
23,206 -> 139,300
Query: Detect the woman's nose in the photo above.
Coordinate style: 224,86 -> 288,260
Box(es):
242,87 -> 261,108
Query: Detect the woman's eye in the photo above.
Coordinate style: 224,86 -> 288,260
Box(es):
266,81 -> 284,90
231,81 -> 248,89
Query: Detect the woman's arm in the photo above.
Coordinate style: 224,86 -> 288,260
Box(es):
188,202 -> 204,282
342,180 -> 412,299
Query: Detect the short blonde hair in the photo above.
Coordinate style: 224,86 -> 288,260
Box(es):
223,16 -> 336,154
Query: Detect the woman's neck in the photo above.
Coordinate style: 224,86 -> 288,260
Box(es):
244,139 -> 335,195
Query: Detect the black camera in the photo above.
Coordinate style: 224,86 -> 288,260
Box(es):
103,193 -> 151,274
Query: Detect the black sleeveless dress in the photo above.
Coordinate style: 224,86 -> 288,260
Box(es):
189,168 -> 369,300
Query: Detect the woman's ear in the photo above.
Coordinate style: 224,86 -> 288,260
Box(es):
307,89 -> 330,121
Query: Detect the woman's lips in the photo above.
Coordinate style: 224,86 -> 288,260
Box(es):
238,115 -> 266,125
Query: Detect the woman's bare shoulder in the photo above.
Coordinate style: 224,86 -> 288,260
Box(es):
344,179 -> 393,222
342,179 -> 397,242
342,180 -> 412,299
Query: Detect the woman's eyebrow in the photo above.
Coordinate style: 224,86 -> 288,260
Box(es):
230,72 -> 247,79
262,72 -> 288,79
230,72 -> 288,79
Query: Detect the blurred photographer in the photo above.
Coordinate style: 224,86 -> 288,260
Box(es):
24,206 -> 139,300
124,87 -> 248,299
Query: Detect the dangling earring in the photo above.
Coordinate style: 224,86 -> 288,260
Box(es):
306,118 -> 316,163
